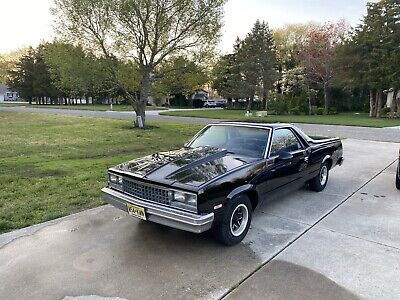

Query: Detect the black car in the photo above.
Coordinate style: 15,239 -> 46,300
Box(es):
396,150 -> 400,190
102,122 -> 344,245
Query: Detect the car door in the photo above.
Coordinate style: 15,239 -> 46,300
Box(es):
261,128 -> 309,194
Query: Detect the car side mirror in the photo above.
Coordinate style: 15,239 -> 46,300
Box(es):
277,151 -> 293,161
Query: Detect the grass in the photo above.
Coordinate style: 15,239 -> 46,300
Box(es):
0,111 -> 201,233
0,102 -> 29,107
160,109 -> 400,128
0,103 -> 168,111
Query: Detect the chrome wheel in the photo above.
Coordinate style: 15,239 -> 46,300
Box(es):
320,165 -> 328,186
230,204 -> 249,237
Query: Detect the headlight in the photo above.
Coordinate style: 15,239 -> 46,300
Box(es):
108,173 -> 123,191
171,191 -> 197,213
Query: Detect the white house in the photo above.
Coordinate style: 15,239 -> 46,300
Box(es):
0,84 -> 18,102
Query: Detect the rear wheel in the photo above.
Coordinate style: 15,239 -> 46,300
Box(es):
396,163 -> 400,190
213,194 -> 252,246
309,161 -> 329,192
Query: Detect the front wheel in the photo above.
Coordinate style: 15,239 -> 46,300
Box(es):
309,161 -> 329,192
396,163 -> 400,190
213,195 -> 252,246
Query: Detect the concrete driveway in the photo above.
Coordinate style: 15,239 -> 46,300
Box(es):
0,139 -> 399,300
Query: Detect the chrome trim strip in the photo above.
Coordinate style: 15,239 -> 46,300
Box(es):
102,187 -> 214,234
108,169 -> 197,196
322,155 -> 332,165
106,171 -> 198,213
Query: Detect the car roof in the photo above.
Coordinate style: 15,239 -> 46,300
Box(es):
211,121 -> 293,130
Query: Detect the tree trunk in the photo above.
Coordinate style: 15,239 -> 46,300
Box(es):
246,96 -> 254,112
262,84 -> 268,111
227,98 -> 233,109
323,83 -> 329,115
369,90 -> 376,117
390,89 -> 397,117
376,90 -> 383,118
135,66 -> 151,128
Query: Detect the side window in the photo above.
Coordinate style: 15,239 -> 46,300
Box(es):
270,129 -> 302,156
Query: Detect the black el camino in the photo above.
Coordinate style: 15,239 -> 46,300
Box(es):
102,122 -> 344,245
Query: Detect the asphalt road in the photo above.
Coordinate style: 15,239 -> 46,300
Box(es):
1,139 -> 399,299
1,106 -> 400,143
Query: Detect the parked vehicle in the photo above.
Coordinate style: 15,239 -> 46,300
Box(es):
396,150 -> 400,190
215,99 -> 227,108
102,122 -> 344,245
203,100 -> 217,108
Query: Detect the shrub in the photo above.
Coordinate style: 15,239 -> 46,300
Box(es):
380,107 -> 391,116
291,94 -> 309,114
268,93 -> 289,115
290,106 -> 301,115
329,107 -> 338,115
316,107 -> 325,115
311,106 -> 318,115
252,101 -> 264,111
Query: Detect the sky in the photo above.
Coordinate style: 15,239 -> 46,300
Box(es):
0,0 -> 371,55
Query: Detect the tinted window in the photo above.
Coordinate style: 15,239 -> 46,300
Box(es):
270,129 -> 302,156
190,125 -> 269,158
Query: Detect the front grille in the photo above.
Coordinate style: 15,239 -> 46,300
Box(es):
122,178 -> 171,205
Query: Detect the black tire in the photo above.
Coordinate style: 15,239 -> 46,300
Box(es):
396,164 -> 400,190
213,194 -> 252,246
309,161 -> 329,192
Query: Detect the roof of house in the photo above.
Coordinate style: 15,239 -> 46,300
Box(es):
0,83 -> 8,94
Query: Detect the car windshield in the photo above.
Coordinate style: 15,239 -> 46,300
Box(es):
189,125 -> 270,158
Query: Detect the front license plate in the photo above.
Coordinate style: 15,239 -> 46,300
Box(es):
126,203 -> 146,220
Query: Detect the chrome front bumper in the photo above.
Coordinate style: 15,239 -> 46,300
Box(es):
101,187 -> 214,233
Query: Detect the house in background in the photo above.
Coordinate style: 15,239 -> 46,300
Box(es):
191,89 -> 209,108
0,83 -> 19,102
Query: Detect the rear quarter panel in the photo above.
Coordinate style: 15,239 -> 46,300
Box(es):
308,139 -> 343,178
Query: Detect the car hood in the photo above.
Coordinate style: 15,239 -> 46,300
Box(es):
112,147 -> 258,187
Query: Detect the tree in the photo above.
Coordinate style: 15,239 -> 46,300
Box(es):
7,49 -> 35,102
298,21 -> 347,114
53,0 -> 226,127
7,46 -> 60,104
153,56 -> 208,102
44,42 -> 124,103
273,23 -> 311,73
0,48 -> 28,84
212,53 -> 245,106
236,20 -> 277,111
335,0 -> 400,117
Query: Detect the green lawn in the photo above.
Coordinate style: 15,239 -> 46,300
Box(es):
0,111 -> 201,233
160,109 -> 400,128
0,103 -> 168,111
0,102 -> 29,107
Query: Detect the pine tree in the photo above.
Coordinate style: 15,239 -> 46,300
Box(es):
236,20 -> 277,111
